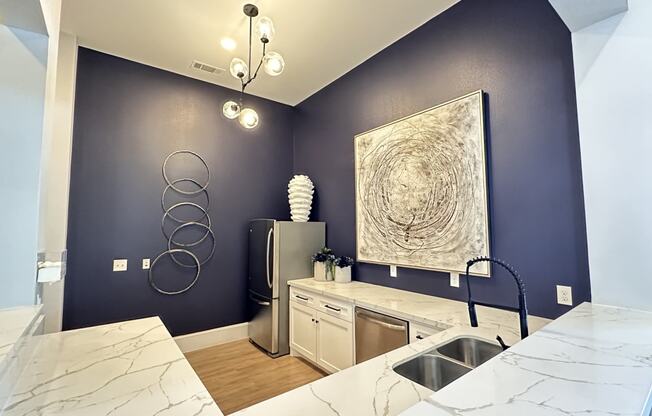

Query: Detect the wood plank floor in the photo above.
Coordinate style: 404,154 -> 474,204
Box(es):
185,340 -> 326,414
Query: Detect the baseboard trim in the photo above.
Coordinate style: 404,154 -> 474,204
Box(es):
174,322 -> 249,353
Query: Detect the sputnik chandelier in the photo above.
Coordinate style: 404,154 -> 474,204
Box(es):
222,4 -> 285,129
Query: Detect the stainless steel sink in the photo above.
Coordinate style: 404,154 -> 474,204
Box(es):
393,354 -> 471,391
437,337 -> 503,368
393,337 -> 502,391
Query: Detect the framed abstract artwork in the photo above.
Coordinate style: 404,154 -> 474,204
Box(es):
354,91 -> 491,276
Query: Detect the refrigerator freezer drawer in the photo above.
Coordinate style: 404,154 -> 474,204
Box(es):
248,291 -> 278,354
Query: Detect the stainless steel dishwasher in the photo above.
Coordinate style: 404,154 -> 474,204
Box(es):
355,307 -> 409,363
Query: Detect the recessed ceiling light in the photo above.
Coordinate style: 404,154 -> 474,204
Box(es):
220,37 -> 237,51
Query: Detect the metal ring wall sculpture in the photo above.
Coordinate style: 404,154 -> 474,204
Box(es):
149,150 -> 215,295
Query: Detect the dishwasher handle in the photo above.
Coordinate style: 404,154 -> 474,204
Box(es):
355,308 -> 407,331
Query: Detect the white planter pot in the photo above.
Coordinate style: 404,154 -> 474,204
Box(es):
334,266 -> 351,283
313,262 -> 328,281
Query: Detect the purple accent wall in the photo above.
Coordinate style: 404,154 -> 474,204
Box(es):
65,48 -> 295,335
293,0 -> 590,318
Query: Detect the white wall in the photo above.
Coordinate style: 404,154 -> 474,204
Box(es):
573,0 -> 652,311
0,24 -> 48,308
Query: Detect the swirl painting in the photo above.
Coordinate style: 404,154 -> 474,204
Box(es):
355,91 -> 490,276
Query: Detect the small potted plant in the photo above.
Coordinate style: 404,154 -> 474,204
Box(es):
312,247 -> 335,282
333,256 -> 354,283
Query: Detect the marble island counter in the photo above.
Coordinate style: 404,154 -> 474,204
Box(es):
1,317 -> 221,416
3,280 -> 652,416
235,280 -> 652,416
0,305 -> 43,365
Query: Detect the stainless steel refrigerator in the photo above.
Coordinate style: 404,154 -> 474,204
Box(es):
247,219 -> 325,357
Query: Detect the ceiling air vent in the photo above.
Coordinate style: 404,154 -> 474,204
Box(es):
190,60 -> 225,76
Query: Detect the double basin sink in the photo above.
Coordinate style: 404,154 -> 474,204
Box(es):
393,337 -> 503,391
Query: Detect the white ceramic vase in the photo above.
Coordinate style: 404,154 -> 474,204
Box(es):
313,262 -> 328,281
288,175 -> 314,222
334,266 -> 351,283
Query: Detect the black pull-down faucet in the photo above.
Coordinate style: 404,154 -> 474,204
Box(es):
465,257 -> 529,350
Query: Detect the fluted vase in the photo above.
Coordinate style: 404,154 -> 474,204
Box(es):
288,175 -> 314,222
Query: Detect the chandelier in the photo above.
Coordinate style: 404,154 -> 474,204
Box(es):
222,4 -> 285,129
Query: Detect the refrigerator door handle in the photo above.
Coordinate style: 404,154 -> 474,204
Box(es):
266,227 -> 273,289
249,293 -> 271,306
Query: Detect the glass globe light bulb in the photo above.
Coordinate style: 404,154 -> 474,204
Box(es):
229,58 -> 248,79
239,108 -> 259,129
263,51 -> 285,76
222,100 -> 241,119
255,17 -> 275,42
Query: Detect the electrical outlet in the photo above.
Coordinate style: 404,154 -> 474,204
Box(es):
450,272 -> 460,288
390,265 -> 397,278
142,258 -> 150,270
557,285 -> 573,306
113,259 -> 128,272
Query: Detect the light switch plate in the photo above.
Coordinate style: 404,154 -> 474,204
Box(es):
390,265 -> 397,278
557,285 -> 573,306
142,258 -> 150,270
450,272 -> 460,288
113,259 -> 128,272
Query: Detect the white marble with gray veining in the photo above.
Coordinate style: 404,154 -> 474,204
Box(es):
235,301 -> 652,416
234,325 -> 518,416
0,305 -> 42,366
1,317 -> 222,416
233,279 -> 550,416
403,303 -> 652,416
237,280 -> 652,416
0,305 -> 44,410
289,279 -> 550,336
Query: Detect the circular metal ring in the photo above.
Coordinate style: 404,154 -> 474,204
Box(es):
162,178 -> 210,221
149,249 -> 201,295
161,202 -> 211,247
162,150 -> 210,195
167,222 -> 216,267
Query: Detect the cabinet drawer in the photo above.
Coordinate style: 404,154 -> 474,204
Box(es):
290,287 -> 316,307
317,296 -> 353,323
409,322 -> 442,343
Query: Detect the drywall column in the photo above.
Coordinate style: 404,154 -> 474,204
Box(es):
573,0 -> 652,310
37,31 -> 77,333
0,24 -> 48,308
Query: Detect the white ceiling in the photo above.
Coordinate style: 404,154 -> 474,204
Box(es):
548,0 -> 627,32
61,0 -> 459,106
0,0 -> 47,34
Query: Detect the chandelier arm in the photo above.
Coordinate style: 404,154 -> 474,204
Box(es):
242,42 -> 266,90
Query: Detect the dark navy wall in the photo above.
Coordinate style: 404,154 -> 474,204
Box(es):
293,0 -> 590,318
65,48 -> 294,335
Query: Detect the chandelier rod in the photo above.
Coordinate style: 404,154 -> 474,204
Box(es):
240,14 -> 267,95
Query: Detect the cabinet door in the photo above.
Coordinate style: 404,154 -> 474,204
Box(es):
316,311 -> 353,373
290,302 -> 317,361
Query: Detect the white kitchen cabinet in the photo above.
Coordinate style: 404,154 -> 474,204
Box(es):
289,288 -> 354,373
289,301 -> 317,361
409,321 -> 442,343
315,311 -> 353,373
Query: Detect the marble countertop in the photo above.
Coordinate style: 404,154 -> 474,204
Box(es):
404,302 -> 652,416
289,279 -> 550,336
236,302 -> 652,416
0,305 -> 43,364
234,279 -> 549,416
1,317 -> 222,416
